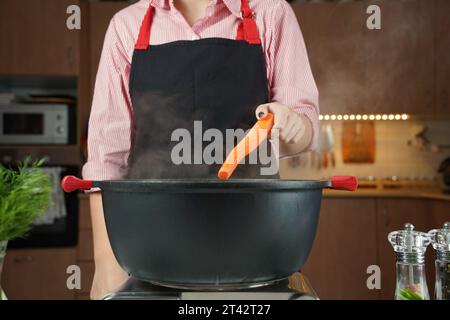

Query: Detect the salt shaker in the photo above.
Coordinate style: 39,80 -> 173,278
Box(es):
388,223 -> 432,300
429,222 -> 450,300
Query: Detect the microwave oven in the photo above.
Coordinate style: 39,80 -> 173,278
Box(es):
0,103 -> 75,144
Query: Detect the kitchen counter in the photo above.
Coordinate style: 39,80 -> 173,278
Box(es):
323,188 -> 450,201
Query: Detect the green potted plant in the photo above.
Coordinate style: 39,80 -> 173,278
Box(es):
0,158 -> 52,300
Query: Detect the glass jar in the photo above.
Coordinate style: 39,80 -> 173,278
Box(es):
388,223 -> 431,300
394,262 -> 429,300
429,222 -> 450,300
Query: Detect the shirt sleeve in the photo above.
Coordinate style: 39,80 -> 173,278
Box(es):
82,16 -> 134,182
265,0 -> 320,158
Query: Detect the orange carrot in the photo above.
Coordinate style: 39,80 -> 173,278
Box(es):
218,113 -> 274,180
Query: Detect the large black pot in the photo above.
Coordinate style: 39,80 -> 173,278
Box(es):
62,176 -> 356,289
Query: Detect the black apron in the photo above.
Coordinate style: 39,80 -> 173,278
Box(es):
127,0 -> 278,179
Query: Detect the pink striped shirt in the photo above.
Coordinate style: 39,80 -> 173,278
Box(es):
82,0 -> 319,181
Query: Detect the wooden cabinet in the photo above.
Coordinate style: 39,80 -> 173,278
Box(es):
292,0 -> 437,115
75,1 -> 128,148
88,1 -> 129,99
0,0 -> 80,76
0,1 -> 13,74
1,248 -> 77,299
77,261 -> 94,296
302,198 -> 380,299
436,0 -> 450,114
292,2 -> 367,115
363,0 -> 435,115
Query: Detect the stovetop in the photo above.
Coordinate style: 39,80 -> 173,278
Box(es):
103,272 -> 318,300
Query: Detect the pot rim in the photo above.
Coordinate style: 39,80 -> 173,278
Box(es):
98,179 -> 325,192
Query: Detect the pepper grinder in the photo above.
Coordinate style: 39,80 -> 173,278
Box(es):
388,223 -> 431,300
429,222 -> 450,300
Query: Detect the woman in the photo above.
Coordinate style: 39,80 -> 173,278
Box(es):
83,0 -> 319,299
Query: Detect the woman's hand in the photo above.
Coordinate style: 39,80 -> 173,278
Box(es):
255,103 -> 312,155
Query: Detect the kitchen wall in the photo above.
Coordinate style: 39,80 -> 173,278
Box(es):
280,119 -> 450,180
284,1 -> 450,182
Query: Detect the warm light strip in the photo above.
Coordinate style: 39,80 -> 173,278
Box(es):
319,114 -> 409,121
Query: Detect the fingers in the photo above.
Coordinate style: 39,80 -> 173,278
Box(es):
265,103 -> 287,130
281,116 -> 297,141
285,120 -> 304,143
292,122 -> 306,144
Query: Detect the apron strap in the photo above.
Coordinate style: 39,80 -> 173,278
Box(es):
135,4 -> 154,50
135,0 -> 261,50
236,0 -> 261,44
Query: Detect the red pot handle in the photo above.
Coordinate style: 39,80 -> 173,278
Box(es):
329,176 -> 358,191
61,175 -> 93,192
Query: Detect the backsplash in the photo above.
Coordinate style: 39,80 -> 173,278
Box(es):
280,119 -> 450,180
